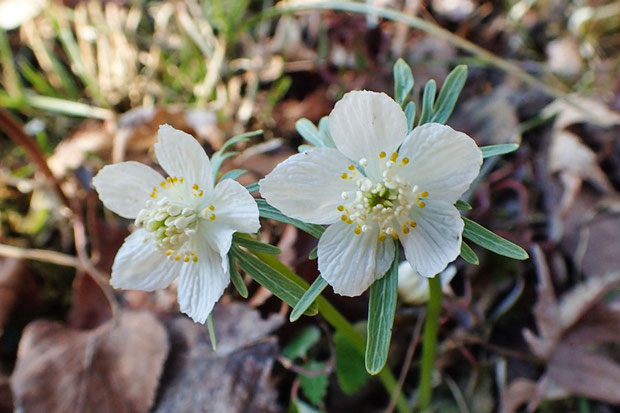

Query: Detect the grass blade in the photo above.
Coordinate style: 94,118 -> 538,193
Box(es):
481,143 -> 520,158
290,276 -> 328,322
462,217 -> 528,260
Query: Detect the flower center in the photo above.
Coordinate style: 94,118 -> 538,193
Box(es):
337,152 -> 428,241
134,176 -> 216,263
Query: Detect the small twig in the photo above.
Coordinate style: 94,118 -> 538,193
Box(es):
385,309 -> 426,413
0,243 -> 82,268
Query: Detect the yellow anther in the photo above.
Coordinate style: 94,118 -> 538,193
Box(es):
341,173 -> 348,179
208,205 -> 215,211
391,232 -> 399,239
192,184 -> 199,190
402,225 -> 410,234
175,254 -> 181,261
193,255 -> 198,262
346,219 -> 353,224
379,151 -> 386,159
172,177 -> 178,183
166,250 -> 173,256
354,226 -> 361,235
152,187 -> 157,192
378,233 -> 387,241
337,205 -> 344,212
420,191 -> 428,198
341,214 -> 348,222
348,164 -> 355,171
409,221 -> 417,228
209,214 -> 216,221
160,182 -> 166,187
418,201 -> 426,209
167,177 -> 172,183
179,177 -> 184,183
184,255 -> 190,262
197,190 -> 204,197
390,152 -> 398,162
151,192 -> 156,198
401,158 -> 409,165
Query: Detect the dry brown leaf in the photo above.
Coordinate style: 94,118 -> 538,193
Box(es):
153,303 -> 283,413
66,271 -> 113,330
0,258 -> 24,333
543,95 -> 620,130
11,311 -> 168,413
0,376 -> 13,413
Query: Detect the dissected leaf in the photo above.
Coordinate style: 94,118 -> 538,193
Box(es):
282,326 -> 321,360
299,360 -> 329,406
11,311 -> 168,413
334,331 -> 370,394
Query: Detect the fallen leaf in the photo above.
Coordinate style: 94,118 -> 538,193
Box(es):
11,311 -> 168,413
543,95 -> 620,130
153,303 -> 283,413
0,258 -> 24,334
0,376 -> 13,413
546,37 -> 583,78
66,271 -> 113,330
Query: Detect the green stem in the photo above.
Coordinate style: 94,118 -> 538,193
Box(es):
253,251 -> 413,413
418,275 -> 443,411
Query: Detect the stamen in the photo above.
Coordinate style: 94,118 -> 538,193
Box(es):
348,164 -> 355,171
341,214 -> 348,222
418,201 -> 426,209
402,225 -> 410,234
208,205 -> 215,211
378,233 -> 386,241
341,173 -> 348,180
337,205 -> 345,211
420,191 -> 428,198
379,151 -> 386,159
401,158 -> 409,165
209,214 -> 216,221
390,152 -> 398,162
354,226 -> 361,235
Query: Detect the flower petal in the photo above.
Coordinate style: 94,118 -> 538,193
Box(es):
318,222 -> 394,296
92,161 -> 163,219
197,178 -> 260,270
154,124 -> 213,191
329,91 -> 408,180
398,123 -> 482,202
177,245 -> 229,323
110,229 -> 178,291
260,148 -> 357,225
398,199 -> 463,278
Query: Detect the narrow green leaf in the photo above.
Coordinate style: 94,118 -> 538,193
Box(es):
210,151 -> 239,179
290,276 -> 328,322
229,255 -> 248,298
220,129 -> 263,153
365,248 -> 399,375
17,59 -> 57,97
231,247 -> 318,315
455,200 -> 472,211
404,101 -> 416,132
335,331 -> 370,394
233,233 -> 281,255
308,246 -> 318,260
25,95 -> 112,119
282,326 -> 321,359
296,118 -> 322,147
417,79 -> 437,125
393,58 -> 414,106
219,169 -> 247,181
462,217 -> 529,260
299,360 -> 329,405
257,199 -> 325,239
460,241 -> 479,265
481,143 -> 520,158
245,182 -> 259,193
430,65 -> 467,124
206,314 -> 217,351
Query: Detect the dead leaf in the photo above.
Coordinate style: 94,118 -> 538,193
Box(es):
66,271 -> 113,330
11,311 -> 168,413
153,303 -> 283,413
546,37 -> 583,78
543,95 -> 620,130
0,376 -> 13,413
0,258 -> 24,333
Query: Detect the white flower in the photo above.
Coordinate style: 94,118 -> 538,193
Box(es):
397,262 -> 456,305
92,125 -> 260,323
260,91 -> 482,296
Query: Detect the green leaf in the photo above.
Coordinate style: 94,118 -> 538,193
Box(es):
430,65 -> 467,124
296,118 -> 322,147
455,200 -> 472,211
335,331 -> 370,394
245,182 -> 259,193
282,326 -> 321,359
460,241 -> 479,265
229,255 -> 248,298
308,246 -> 318,260
404,101 -> 416,132
290,276 -> 328,322
299,360 -> 329,406
206,314 -> 217,351
481,143 -> 520,158
231,247 -> 318,315
219,169 -> 247,181
365,247 -> 399,375
257,199 -> 325,239
393,58 -> 414,106
417,79 -> 437,125
462,217 -> 529,260
233,233 -> 281,255
292,398 -> 320,413
210,130 -> 263,178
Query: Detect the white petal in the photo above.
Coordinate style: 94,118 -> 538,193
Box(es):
197,179 -> 260,270
318,222 -> 394,296
177,245 -> 229,324
329,91 -> 408,180
92,161 -> 163,219
110,229 -> 178,291
260,148 -> 357,225
398,199 -> 463,278
398,123 -> 483,202
155,124 -> 213,190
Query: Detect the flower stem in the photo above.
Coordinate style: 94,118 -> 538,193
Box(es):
252,251 -> 413,413
417,275 -> 443,411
